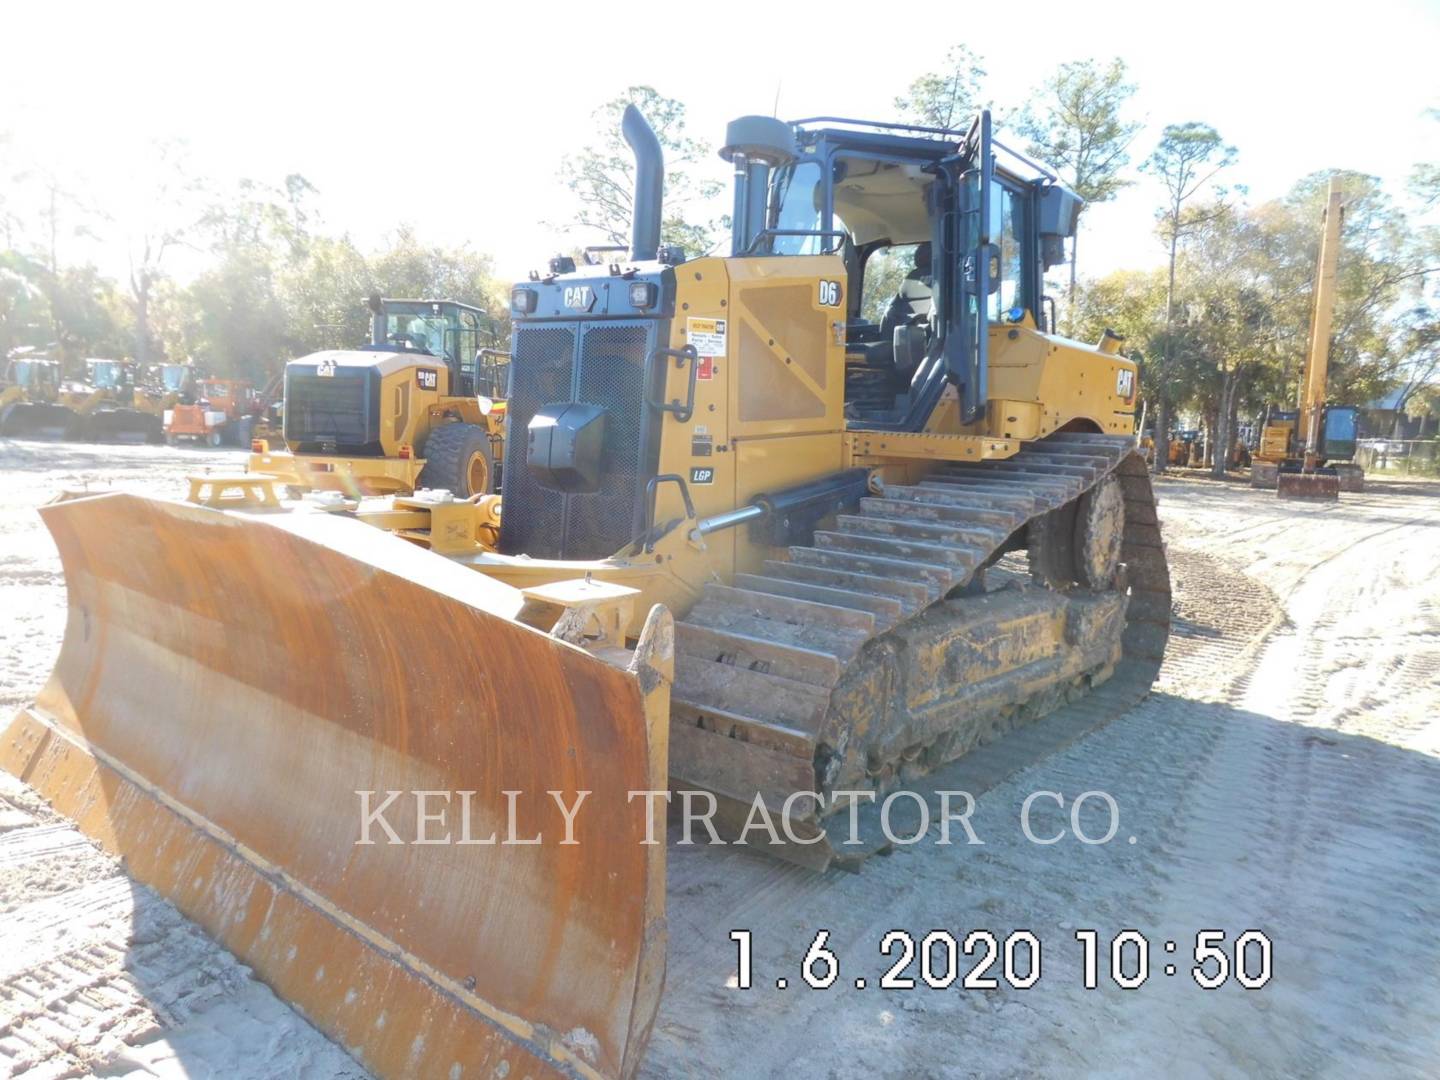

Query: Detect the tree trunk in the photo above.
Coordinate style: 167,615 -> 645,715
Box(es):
1155,397 -> 1170,475
1211,376 -> 1231,478
133,284 -> 151,368
1211,369 -> 1246,478
1155,226 -> 1180,475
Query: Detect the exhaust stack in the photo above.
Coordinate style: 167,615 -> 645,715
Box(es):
622,104 -> 664,263
367,293 -> 385,345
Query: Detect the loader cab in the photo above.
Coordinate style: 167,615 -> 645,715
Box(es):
86,359 -> 127,391
367,298 -> 496,398
724,112 -> 1080,429
8,358 -> 61,393
158,363 -> 196,398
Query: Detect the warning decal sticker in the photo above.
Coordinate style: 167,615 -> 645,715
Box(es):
686,317 -> 727,358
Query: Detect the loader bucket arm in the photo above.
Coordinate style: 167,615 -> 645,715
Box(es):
1,494 -> 672,1080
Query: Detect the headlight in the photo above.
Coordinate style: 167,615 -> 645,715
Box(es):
628,281 -> 657,309
511,288 -> 538,315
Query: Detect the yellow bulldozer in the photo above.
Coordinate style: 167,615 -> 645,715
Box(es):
5,107 -> 1170,1079
248,294 -> 508,497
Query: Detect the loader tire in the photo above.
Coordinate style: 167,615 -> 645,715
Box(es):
418,422 -> 495,497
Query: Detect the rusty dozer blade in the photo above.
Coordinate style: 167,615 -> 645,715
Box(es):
1276,468 -> 1340,500
1,493 -> 672,1080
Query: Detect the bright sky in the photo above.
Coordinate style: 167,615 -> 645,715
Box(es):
5,0 -> 1439,289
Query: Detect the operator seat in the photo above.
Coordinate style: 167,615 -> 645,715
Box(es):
851,243 -> 934,378
879,242 -> 933,344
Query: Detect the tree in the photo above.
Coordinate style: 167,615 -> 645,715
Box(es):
1142,123 -> 1236,471
123,140 -> 205,368
1016,58 -> 1141,325
0,130 -> 25,251
0,252 -> 47,358
1410,108 -> 1440,211
557,87 -> 725,256
894,45 -> 988,131
276,234 -> 372,354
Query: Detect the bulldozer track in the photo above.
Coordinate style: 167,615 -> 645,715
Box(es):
670,432 -> 1171,868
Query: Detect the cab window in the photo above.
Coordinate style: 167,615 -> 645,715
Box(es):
767,161 -> 825,255
988,183 -> 1026,320
860,244 -> 921,323
387,314 -> 446,355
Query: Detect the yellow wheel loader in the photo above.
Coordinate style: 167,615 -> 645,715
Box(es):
248,295 -> 508,497
0,354 -> 73,437
6,107 -> 1170,1080
66,358 -> 166,443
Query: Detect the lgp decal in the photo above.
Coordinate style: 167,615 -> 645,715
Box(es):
689,466 -> 715,485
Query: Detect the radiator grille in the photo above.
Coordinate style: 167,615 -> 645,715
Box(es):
571,324 -> 651,558
284,371 -> 377,453
498,321 -> 656,560
499,327 -> 573,558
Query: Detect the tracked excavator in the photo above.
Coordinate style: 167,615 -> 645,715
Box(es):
1251,178 -> 1363,498
4,106 -> 1170,1080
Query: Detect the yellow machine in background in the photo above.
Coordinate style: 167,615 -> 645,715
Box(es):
8,108 -> 1169,1080
249,295 -> 507,496
1252,179 -> 1363,498
0,356 -> 162,441
0,355 -> 70,436
65,359 -> 166,443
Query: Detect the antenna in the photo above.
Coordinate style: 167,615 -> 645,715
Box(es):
772,81 -> 782,118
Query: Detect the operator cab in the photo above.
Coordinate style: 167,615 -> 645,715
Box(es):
364,296 -> 506,398
158,363 -> 196,399
86,359 -> 128,391
723,112 -> 1081,430
7,358 -> 61,390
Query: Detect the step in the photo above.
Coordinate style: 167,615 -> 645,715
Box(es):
703,582 -> 877,635
860,496 -> 1020,530
813,529 -> 981,572
670,697 -> 816,757
918,477 -> 1069,510
882,483 -> 1038,514
924,472 -> 1074,493
1040,433 -> 1136,453
935,466 -> 1087,490
676,622 -> 843,687
687,601 -> 869,657
674,653 -> 830,742
763,560 -> 932,612
1014,449 -> 1121,469
733,573 -> 905,629
788,546 -> 950,597
948,460 -> 1101,483
837,512 -> 1007,552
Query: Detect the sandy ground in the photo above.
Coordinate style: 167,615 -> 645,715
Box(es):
2,441 -> 1439,1078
